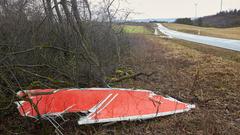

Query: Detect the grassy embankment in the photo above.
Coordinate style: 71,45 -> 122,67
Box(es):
77,24 -> 239,134
163,23 -> 240,40
1,24 -> 240,134
107,24 -> 240,134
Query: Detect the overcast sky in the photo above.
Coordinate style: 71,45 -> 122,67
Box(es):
120,0 -> 240,19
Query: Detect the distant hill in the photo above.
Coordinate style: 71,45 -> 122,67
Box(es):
175,9 -> 240,28
197,9 -> 240,27
130,18 -> 176,23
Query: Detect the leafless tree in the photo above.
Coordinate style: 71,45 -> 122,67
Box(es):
0,0 -> 131,133
0,0 -> 130,115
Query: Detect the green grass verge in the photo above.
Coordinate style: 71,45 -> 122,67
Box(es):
123,25 -> 152,34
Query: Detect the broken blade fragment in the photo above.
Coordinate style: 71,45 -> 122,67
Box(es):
16,88 -> 195,125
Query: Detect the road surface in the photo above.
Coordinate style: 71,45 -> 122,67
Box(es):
157,23 -> 240,52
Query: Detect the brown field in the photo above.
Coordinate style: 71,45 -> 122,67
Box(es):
163,23 -> 240,40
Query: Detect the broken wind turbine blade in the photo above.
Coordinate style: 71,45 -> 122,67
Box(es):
15,88 -> 195,125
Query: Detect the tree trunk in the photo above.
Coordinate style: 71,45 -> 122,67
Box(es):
60,0 -> 107,86
70,0 -> 85,36
43,0 -> 54,24
53,0 -> 63,23
82,0 -> 92,20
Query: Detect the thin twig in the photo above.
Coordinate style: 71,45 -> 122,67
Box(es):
0,46 -> 75,63
109,71 -> 157,83
0,94 -> 15,110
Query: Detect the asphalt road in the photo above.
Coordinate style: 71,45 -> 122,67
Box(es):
157,23 -> 240,52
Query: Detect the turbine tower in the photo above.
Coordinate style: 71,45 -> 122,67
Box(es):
194,2 -> 198,18
220,0 -> 223,12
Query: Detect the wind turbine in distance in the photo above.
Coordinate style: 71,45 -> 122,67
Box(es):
220,0 -> 223,12
194,2 -> 198,18
194,0 -> 200,35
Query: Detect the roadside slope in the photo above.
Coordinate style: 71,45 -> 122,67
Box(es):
115,35 -> 240,134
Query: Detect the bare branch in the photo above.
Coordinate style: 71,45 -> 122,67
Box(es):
109,71 -> 157,83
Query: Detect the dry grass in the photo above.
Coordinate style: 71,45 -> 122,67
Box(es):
1,34 -> 240,135
111,35 -> 240,134
57,35 -> 240,135
163,23 -> 240,40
